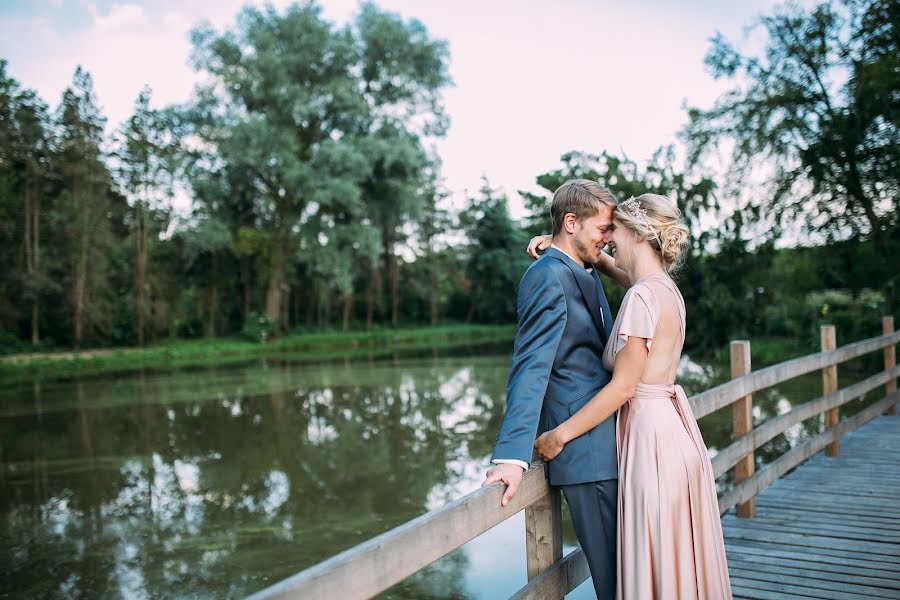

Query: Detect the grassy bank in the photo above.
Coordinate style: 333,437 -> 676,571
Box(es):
0,324 -> 517,384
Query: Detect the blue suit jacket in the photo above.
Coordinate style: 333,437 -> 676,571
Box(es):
492,247 -> 618,485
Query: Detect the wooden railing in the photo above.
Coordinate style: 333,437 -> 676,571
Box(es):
248,317 -> 899,600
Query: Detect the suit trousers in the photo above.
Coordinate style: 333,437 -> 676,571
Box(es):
561,479 -> 618,600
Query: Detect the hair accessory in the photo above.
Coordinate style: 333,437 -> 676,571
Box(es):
620,197 -> 663,248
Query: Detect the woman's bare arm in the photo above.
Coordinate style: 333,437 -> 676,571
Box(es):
592,252 -> 631,289
534,336 -> 648,460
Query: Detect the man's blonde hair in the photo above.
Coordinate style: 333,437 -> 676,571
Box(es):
550,179 -> 618,235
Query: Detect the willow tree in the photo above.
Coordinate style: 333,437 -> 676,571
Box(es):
683,0 -> 899,252
182,2 -> 449,331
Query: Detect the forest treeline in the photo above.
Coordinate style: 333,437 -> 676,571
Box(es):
0,0 -> 896,357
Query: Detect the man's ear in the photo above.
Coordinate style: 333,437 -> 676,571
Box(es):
563,212 -> 578,234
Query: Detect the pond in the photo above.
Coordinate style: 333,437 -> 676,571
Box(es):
0,342 -> 883,599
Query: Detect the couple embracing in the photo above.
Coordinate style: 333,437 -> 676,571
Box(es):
482,180 -> 732,600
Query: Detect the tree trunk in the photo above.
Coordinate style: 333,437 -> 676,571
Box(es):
281,282 -> 290,331
365,266 -> 378,331
74,193 -> 88,351
390,255 -> 399,328
23,170 -> 41,347
31,188 -> 40,346
240,256 -> 252,321
135,201 -> 148,347
342,292 -> 352,332
430,265 -> 438,327
205,284 -> 219,338
265,245 -> 286,329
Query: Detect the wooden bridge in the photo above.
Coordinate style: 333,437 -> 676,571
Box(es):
249,317 -> 899,600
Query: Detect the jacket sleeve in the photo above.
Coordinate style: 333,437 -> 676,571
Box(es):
491,265 -> 567,465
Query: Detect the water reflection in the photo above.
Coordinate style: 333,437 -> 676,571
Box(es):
0,349 -> 884,599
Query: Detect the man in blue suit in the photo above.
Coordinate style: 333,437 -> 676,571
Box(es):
482,179 -> 618,599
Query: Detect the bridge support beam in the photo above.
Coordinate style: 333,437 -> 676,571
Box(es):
730,340 -> 755,518
822,325 -> 839,456
885,316 -> 897,416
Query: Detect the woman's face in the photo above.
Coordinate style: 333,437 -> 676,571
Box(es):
607,217 -> 639,270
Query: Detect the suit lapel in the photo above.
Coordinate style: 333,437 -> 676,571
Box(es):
546,248 -> 606,337
592,269 -> 612,344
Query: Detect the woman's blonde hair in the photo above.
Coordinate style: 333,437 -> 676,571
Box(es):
613,193 -> 690,275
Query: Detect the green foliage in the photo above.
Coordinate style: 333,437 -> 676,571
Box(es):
684,0 -> 899,260
240,311 -> 275,343
460,180 -> 530,323
0,1 -> 894,358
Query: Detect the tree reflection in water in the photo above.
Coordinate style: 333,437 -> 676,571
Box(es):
1,353 -> 511,599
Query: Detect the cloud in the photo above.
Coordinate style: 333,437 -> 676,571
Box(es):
91,3 -> 150,33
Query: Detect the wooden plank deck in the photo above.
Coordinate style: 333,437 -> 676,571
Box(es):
723,415 -> 900,600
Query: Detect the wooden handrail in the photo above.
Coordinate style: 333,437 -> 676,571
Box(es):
711,363 -> 900,478
247,461 -> 552,600
691,330 -> 900,419
249,320 -> 899,600
718,390 -> 899,514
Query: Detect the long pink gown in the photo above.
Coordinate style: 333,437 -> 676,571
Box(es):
602,273 -> 732,600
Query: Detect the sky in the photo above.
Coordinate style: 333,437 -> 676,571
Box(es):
1,0 -> 783,218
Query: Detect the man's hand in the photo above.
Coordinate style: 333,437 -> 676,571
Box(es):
526,234 -> 552,259
481,463 -> 525,507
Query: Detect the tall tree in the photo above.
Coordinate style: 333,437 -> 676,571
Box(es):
0,61 -> 55,346
460,180 -> 530,324
116,87 -> 175,346
56,67 -> 115,349
418,175 -> 453,326
683,0 -> 899,252
355,2 -> 450,327
185,3 -> 371,331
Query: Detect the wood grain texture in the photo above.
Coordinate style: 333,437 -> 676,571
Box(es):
730,340 -> 755,518
885,316 -> 897,416
821,325 -> 840,456
690,330 -> 900,419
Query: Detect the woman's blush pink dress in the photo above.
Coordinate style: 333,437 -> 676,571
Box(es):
602,273 -> 732,600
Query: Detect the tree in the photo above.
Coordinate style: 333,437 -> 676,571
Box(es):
55,67 -> 117,349
460,180 -> 530,323
683,0 -> 899,252
116,87 -> 175,346
522,149 -> 717,253
0,61 -> 55,347
417,174 -> 453,326
185,3 -> 369,331
182,2 -> 449,332
355,2 -> 450,327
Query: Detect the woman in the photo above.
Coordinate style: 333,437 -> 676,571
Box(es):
530,193 -> 731,600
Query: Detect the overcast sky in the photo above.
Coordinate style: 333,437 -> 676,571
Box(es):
3,0 -> 784,217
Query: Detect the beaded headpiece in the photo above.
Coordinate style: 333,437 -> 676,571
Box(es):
619,196 -> 662,249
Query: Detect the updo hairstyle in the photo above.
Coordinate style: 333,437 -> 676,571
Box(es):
613,193 -> 690,275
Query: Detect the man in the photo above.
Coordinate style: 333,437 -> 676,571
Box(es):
481,179 -> 618,599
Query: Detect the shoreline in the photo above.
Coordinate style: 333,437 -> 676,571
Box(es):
0,324 -> 517,384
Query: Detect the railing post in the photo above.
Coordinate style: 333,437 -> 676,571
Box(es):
525,486 -> 562,591
886,316 -> 897,416
821,325 -> 839,456
730,340 -> 755,518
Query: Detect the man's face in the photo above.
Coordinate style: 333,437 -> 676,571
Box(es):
573,206 -> 614,264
